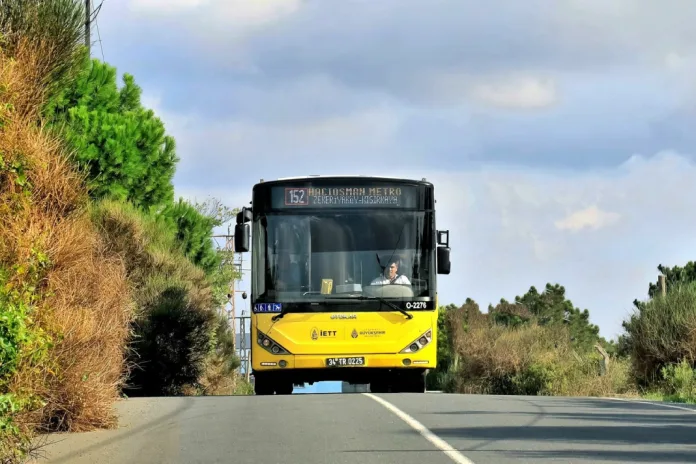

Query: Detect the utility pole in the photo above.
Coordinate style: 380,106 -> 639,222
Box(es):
229,274 -> 236,350
658,274 -> 667,297
214,221 -> 252,380
85,0 -> 91,53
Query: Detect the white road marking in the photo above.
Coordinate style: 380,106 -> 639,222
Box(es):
363,393 -> 476,464
605,396 -> 696,413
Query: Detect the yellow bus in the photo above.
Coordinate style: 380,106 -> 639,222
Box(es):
233,176 -> 451,395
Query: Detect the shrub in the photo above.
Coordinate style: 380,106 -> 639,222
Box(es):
91,200 -> 241,397
623,282 -> 696,386
446,300 -> 632,397
128,287 -> 216,396
659,359 -> 696,403
195,312 -> 242,396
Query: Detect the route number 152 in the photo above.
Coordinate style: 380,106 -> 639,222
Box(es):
285,188 -> 309,206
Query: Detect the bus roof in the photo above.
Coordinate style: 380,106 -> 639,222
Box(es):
256,175 -> 432,186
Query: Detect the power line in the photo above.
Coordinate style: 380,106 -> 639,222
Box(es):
94,2 -> 105,61
85,0 -> 106,59
90,0 -> 105,21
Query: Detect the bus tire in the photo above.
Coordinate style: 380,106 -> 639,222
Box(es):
369,378 -> 389,393
275,381 -> 294,395
254,374 -> 275,395
404,371 -> 426,393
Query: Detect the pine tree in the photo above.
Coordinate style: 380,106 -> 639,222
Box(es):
44,58 -> 178,210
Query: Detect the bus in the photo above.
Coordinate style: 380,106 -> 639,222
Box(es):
233,176 -> 451,395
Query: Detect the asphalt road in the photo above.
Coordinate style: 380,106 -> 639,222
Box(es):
30,392 -> 696,464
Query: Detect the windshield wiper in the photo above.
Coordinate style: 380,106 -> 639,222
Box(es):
271,306 -> 296,322
346,296 -> 413,319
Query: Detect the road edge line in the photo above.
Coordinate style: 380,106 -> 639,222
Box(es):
601,396 -> 696,413
362,393 -> 476,464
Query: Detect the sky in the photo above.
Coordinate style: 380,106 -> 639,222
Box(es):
92,1 -> 696,393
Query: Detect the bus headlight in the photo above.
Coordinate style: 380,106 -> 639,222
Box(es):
400,329 -> 433,353
256,330 -> 291,355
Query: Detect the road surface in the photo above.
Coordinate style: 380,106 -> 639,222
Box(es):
30,392 -> 696,464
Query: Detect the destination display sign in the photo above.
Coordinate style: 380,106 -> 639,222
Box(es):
271,185 -> 419,209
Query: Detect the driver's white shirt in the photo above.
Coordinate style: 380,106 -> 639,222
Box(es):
370,274 -> 411,285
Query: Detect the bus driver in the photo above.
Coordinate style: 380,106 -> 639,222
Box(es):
370,258 -> 411,286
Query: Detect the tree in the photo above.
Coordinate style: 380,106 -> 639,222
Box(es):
488,298 -> 532,328
632,262 -> 696,311
44,58 -> 178,210
161,199 -> 221,275
514,283 -> 601,352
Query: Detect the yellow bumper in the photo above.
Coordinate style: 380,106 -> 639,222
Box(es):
253,353 -> 435,371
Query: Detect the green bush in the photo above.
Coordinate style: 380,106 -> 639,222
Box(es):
659,359 -> 696,403
127,287 -> 217,396
160,198 -> 221,275
623,282 -> 696,386
0,248 -> 52,461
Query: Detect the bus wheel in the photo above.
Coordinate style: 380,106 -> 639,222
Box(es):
404,371 -> 426,393
369,379 -> 389,393
254,374 -> 275,395
275,381 -> 293,395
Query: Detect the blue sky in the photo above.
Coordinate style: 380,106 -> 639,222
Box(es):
93,1 -> 696,393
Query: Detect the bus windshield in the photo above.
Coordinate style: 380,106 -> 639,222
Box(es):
252,211 -> 433,303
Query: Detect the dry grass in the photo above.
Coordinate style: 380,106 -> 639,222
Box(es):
90,199 -> 214,313
197,361 -> 237,396
1,36 -> 134,460
447,302 -> 633,397
91,200 -> 238,397
32,214 -> 132,432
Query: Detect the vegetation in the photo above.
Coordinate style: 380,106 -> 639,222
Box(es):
90,200 -> 239,398
431,274 -> 696,405
621,265 -> 696,403
431,286 -> 630,397
0,31 -> 132,463
0,1 -> 248,461
44,57 -> 177,211
432,296 -> 630,397
2,0 -> 696,461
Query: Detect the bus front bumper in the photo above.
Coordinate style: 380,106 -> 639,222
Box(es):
254,353 -> 435,371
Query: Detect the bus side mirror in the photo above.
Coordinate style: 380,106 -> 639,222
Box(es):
437,230 -> 449,247
437,246 -> 450,275
236,208 -> 252,224
234,223 -> 250,252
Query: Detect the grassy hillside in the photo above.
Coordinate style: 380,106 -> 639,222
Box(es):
0,3 -> 249,462
0,37 -> 132,461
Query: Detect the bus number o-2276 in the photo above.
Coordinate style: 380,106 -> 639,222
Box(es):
405,302 -> 427,309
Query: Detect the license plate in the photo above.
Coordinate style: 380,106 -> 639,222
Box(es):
325,357 -> 365,367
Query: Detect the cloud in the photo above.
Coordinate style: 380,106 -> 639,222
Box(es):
128,0 -> 207,14
95,0 -> 696,173
128,0 -> 301,27
469,75 -> 558,109
413,71 -> 558,109
555,206 -> 620,232
95,1 -> 696,344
